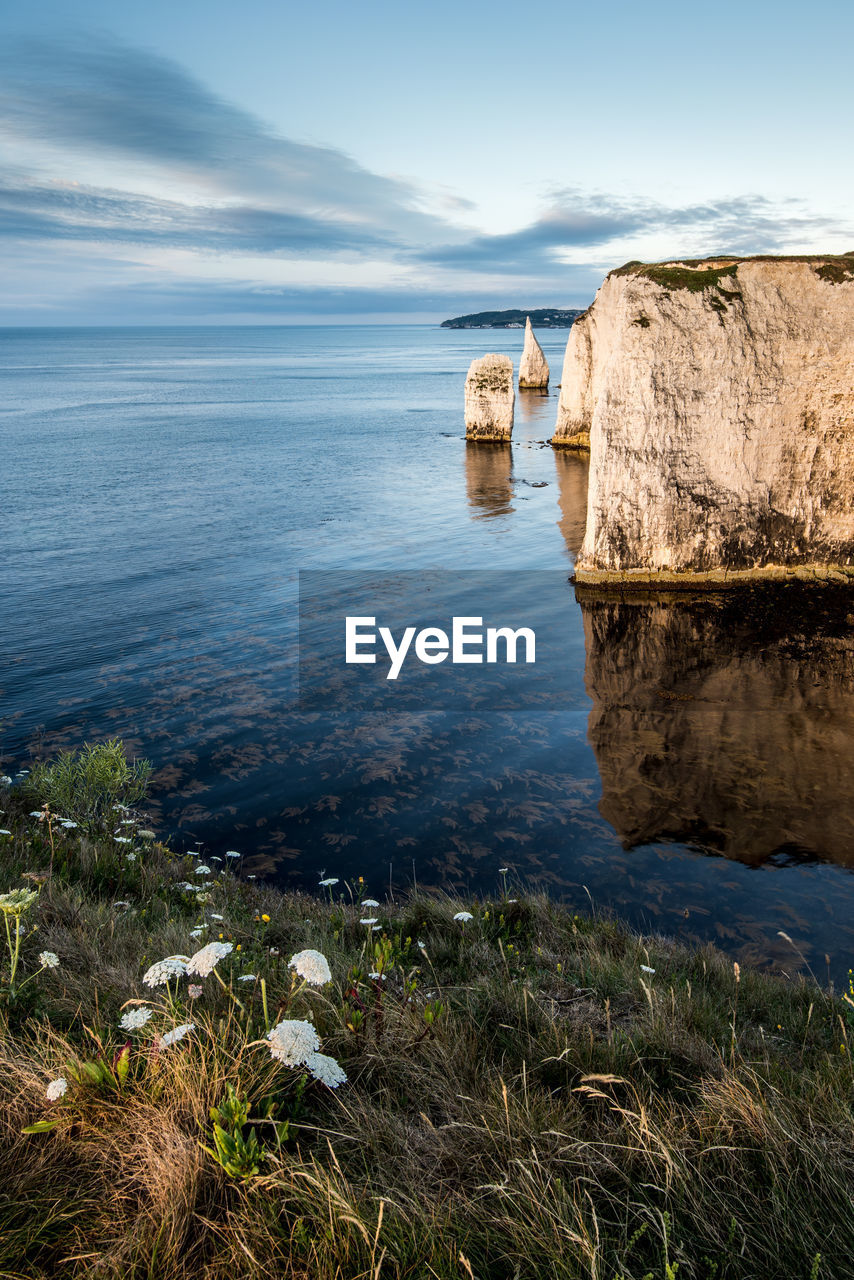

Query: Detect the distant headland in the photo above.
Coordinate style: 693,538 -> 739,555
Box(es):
441,307 -> 582,329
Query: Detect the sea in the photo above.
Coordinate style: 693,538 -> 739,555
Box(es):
2,324 -> 853,982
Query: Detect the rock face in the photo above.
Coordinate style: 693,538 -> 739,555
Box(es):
580,589 -> 854,867
518,317 -> 549,388
555,255 -> 854,583
464,354 -> 514,441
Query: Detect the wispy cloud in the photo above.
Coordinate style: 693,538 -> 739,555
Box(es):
0,36 -> 449,242
0,35 -> 850,321
0,177 -> 396,255
419,190 -> 852,273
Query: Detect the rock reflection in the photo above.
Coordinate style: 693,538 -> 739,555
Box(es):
553,449 -> 589,559
516,387 -> 551,431
579,588 -> 854,867
464,442 -> 514,519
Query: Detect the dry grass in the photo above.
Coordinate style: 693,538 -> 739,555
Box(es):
1,788 -> 853,1279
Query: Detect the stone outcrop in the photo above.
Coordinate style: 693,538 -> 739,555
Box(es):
518,317 -> 549,388
579,589 -> 854,867
554,255 -> 854,583
464,354 -> 514,441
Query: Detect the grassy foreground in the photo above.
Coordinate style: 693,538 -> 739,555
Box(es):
1,779 -> 854,1279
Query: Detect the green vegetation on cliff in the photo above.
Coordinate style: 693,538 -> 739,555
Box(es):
1,746 -> 853,1279
609,252 -> 854,293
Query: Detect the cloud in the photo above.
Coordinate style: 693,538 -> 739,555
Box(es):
0,35 -> 850,322
0,177 -> 396,255
0,35 -> 451,241
419,190 -> 852,273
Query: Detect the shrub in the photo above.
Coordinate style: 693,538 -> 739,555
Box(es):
25,740 -> 152,835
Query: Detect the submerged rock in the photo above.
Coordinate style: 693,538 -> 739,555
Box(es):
464,354 -> 514,441
518,317 -> 549,389
556,254 -> 854,583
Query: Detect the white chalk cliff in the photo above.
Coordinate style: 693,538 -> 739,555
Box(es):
518,317 -> 549,388
465,353 -> 515,441
557,255 -> 854,583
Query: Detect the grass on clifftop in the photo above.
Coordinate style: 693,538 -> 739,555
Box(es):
609,252 -> 854,291
1,746 -> 854,1279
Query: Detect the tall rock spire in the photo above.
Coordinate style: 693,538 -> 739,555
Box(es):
518,316 -> 549,389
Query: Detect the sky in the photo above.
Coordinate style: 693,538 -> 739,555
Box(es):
0,0 -> 852,323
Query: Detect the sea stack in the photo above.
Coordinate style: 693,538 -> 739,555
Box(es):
464,354 -> 515,441
518,317 -> 549,389
564,255 -> 854,585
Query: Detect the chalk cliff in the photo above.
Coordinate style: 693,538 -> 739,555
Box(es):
464,354 -> 514,441
554,255 -> 854,584
518,317 -> 549,388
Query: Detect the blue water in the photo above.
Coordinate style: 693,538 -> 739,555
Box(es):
2,325 -> 854,981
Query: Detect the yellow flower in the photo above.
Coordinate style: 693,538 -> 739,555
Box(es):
236,944 -> 242,951
261,913 -> 270,923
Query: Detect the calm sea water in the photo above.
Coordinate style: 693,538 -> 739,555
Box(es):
2,325 -> 854,980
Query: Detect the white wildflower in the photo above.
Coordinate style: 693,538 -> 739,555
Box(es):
225,851 -> 241,858
238,973 -> 256,982
369,971 -> 386,981
266,1019 -> 320,1066
46,1077 -> 68,1101
372,925 -> 382,932
269,947 -> 280,956
499,867 -> 509,874
143,955 -> 188,988
360,917 -> 378,926
120,819 -> 135,826
247,874 -> 257,880
318,877 -> 338,887
61,821 -> 78,829
119,1007 -> 152,1031
113,900 -> 131,909
125,852 -> 137,862
189,928 -> 205,939
0,776 -> 12,785
138,829 -> 156,839
361,898 -> 380,908
29,810 -> 44,819
0,830 -> 11,838
209,913 -> 224,921
453,911 -> 474,924
186,940 -> 232,977
640,965 -> 656,975
289,949 -> 332,986
160,1022 -> 195,1048
38,951 -> 60,969
115,836 -> 131,844
194,865 -> 211,876
507,899 -> 518,904
188,984 -> 203,998
305,1052 -> 347,1088
417,940 -> 426,950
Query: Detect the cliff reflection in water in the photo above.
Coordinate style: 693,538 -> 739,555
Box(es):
554,449 -> 589,560
464,442 -> 514,519
580,588 -> 854,868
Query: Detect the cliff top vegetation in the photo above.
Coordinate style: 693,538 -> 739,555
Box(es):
609,252 -> 854,291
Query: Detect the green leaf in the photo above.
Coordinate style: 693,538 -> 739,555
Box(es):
22,1119 -> 61,1134
115,1045 -> 131,1085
